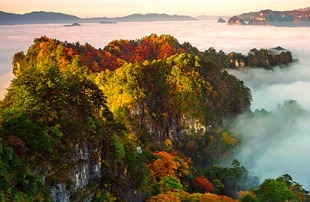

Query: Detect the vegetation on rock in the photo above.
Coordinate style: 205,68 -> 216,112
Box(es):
0,34 -> 307,201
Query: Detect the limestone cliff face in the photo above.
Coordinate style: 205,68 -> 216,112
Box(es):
129,101 -> 206,143
227,52 -> 247,69
49,142 -> 147,202
50,143 -> 102,202
227,16 -> 246,25
225,47 -> 293,69
229,9 -> 310,26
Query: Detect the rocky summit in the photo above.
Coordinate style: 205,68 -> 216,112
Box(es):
217,17 -> 226,23
227,16 -> 246,25
228,8 -> 310,26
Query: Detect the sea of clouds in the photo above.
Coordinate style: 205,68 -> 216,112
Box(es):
1,20 -> 310,188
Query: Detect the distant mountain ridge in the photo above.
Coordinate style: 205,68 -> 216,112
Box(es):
0,11 -> 79,24
228,8 -> 310,26
0,11 -> 196,25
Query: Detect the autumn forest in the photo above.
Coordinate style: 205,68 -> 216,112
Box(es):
0,34 -> 308,201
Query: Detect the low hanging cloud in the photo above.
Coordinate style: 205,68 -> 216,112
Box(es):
226,32 -> 310,188
229,101 -> 310,189
229,58 -> 310,111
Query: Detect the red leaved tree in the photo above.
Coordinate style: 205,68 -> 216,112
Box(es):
191,176 -> 214,193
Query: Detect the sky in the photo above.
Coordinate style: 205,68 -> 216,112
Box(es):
1,0 -> 309,17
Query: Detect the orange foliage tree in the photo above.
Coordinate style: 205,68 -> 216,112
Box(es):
147,192 -> 181,202
199,193 -> 238,202
147,151 -> 189,180
191,176 -> 214,193
155,191 -> 239,202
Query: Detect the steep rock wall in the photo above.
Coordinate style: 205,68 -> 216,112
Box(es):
50,143 -> 101,202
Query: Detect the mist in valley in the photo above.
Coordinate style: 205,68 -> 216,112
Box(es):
228,100 -> 310,189
1,20 -> 310,189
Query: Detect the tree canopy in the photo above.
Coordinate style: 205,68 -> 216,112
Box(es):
0,34 -> 305,201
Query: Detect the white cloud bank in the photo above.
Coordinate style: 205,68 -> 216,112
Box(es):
229,102 -> 310,189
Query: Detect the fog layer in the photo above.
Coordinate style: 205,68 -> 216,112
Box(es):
230,101 -> 310,189
1,20 -> 310,188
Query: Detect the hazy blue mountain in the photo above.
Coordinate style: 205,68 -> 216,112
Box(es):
0,11 -> 196,25
124,13 -> 195,21
80,13 -> 197,23
0,11 -> 79,24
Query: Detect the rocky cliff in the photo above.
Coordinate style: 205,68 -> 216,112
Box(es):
227,47 -> 293,69
228,8 -> 310,26
50,143 -> 146,202
203,46 -> 294,70
227,16 -> 246,25
50,143 -> 101,201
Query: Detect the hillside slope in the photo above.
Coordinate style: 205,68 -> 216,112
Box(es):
2,34 -> 306,201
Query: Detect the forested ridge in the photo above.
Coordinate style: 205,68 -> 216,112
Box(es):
0,34 -> 308,201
